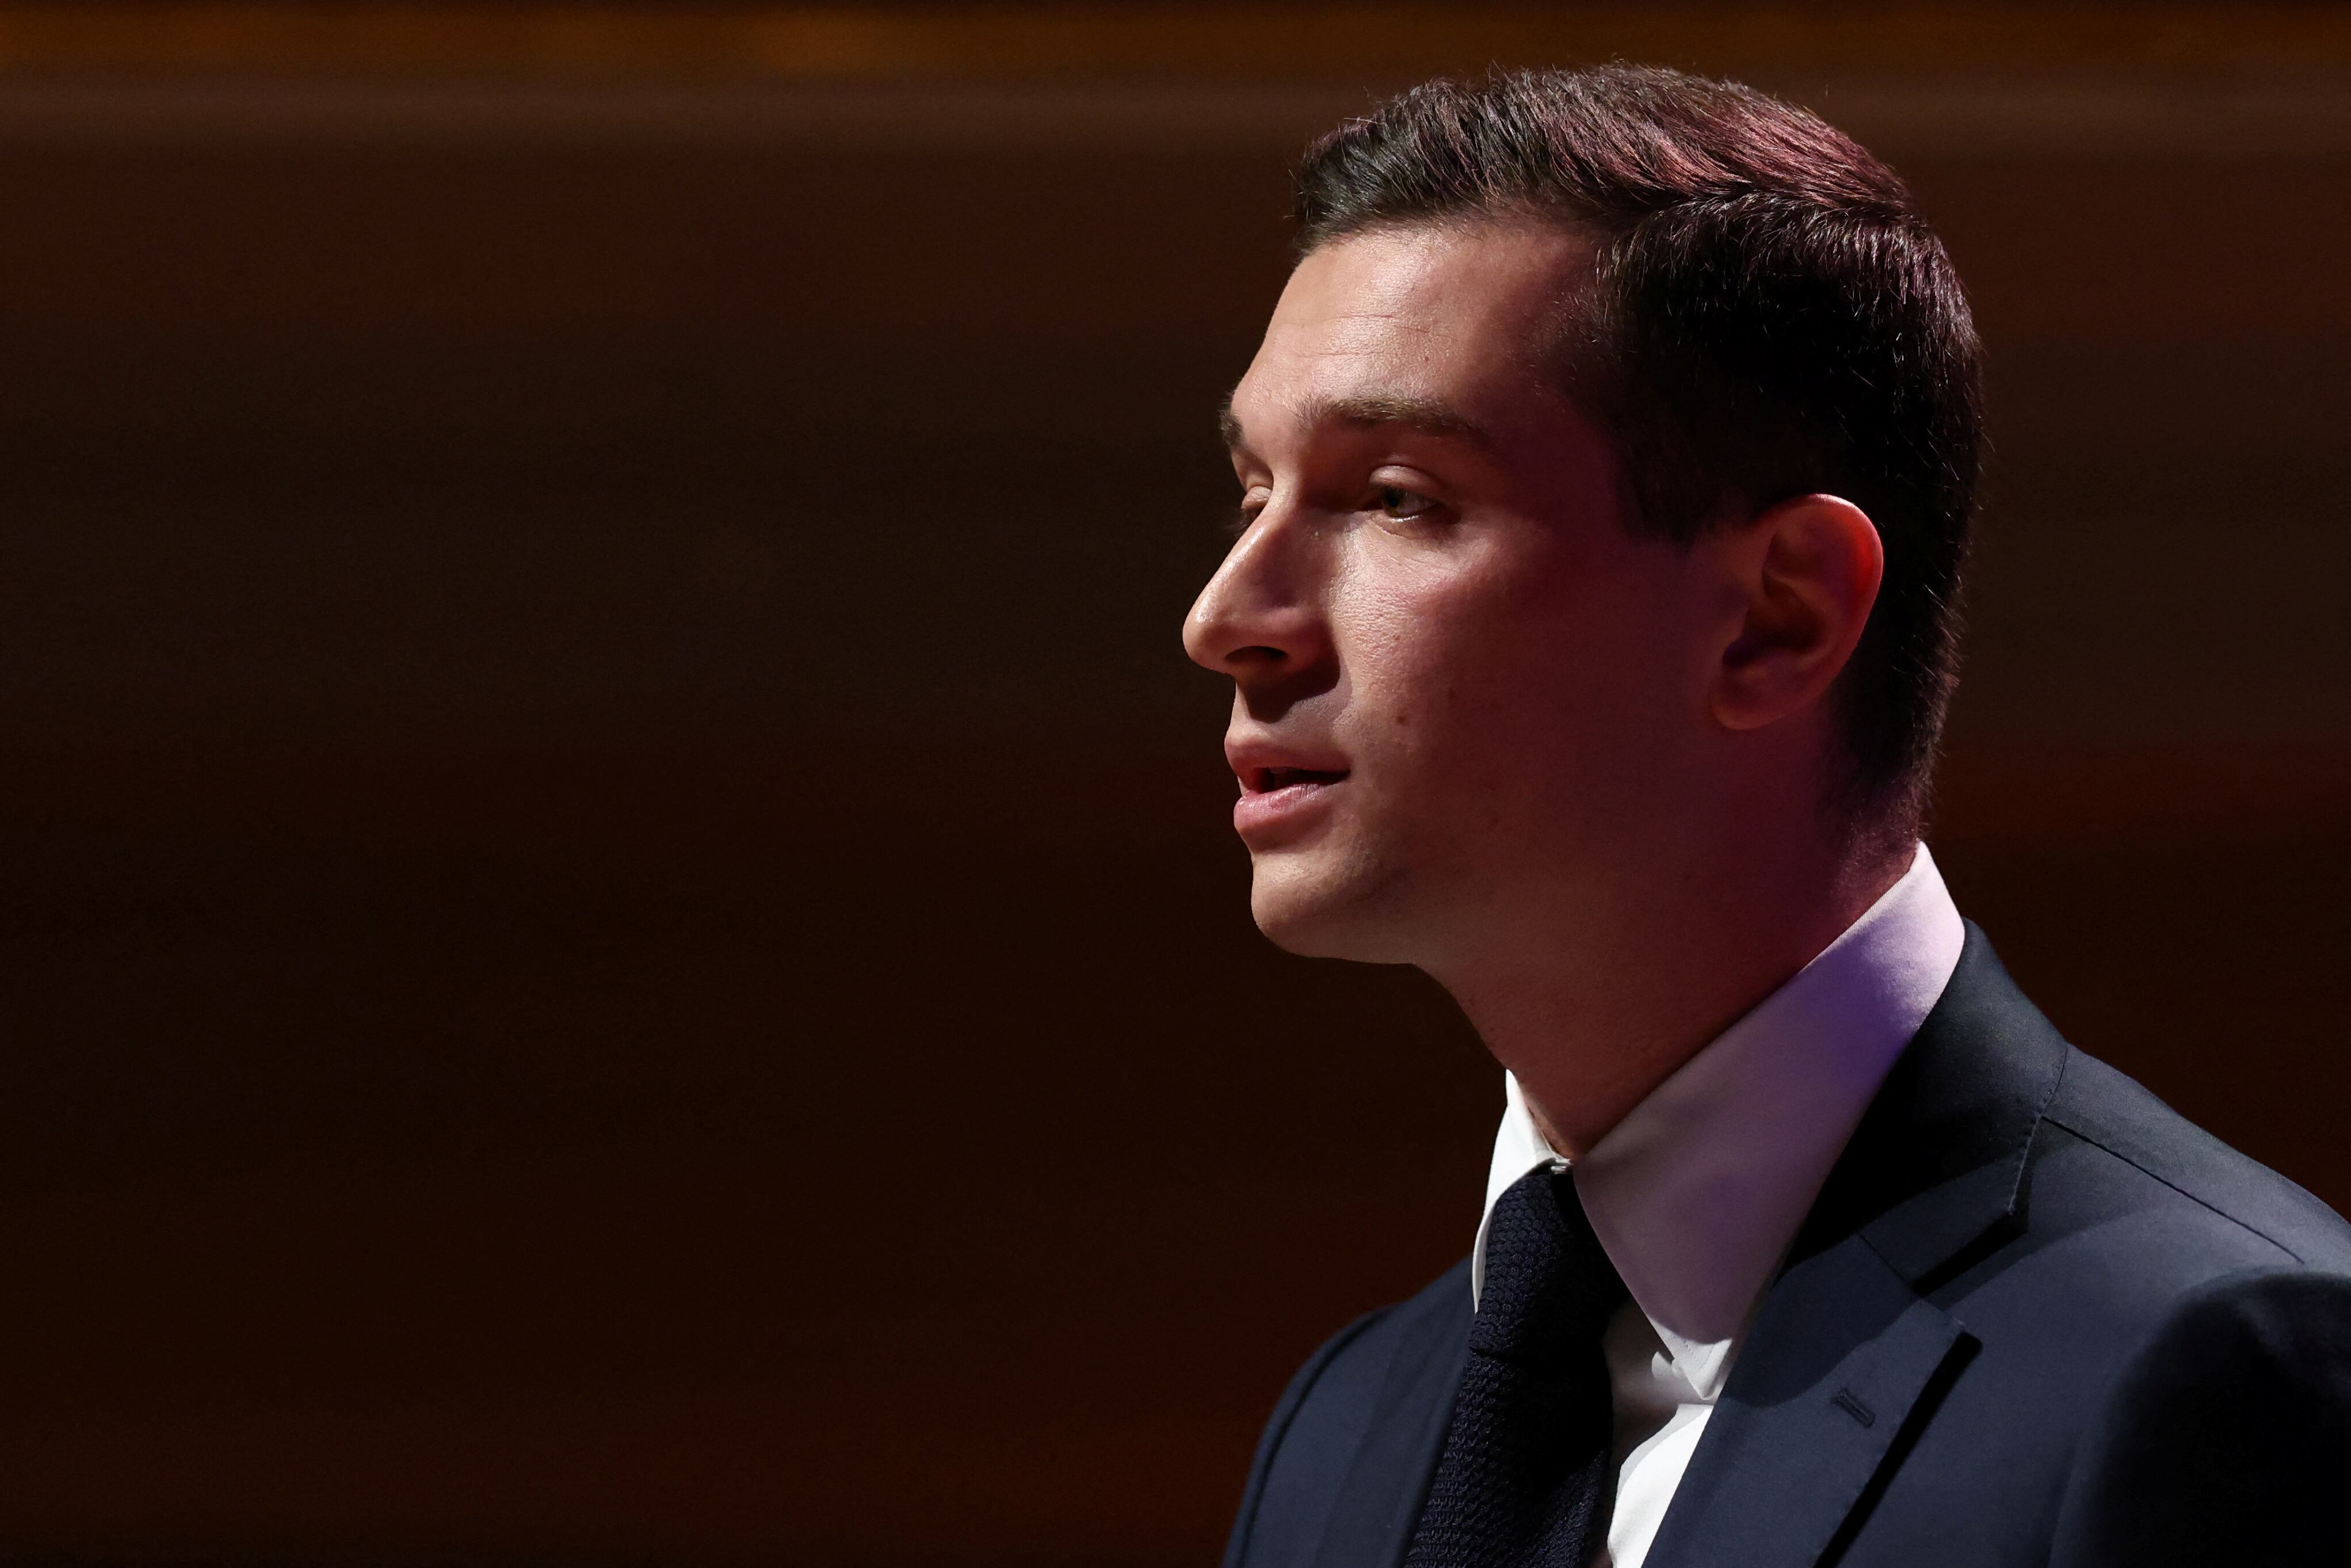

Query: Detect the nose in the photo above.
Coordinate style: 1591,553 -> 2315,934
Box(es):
1183,509 -> 1332,684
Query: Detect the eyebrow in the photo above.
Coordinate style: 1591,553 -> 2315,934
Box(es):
1218,392 -> 1495,455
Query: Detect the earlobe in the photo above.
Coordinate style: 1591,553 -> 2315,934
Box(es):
1709,495 -> 1884,733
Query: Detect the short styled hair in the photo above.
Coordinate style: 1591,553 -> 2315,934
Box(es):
1295,66 -> 1983,830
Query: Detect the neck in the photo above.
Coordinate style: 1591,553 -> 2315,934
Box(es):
1433,826 -> 1912,1158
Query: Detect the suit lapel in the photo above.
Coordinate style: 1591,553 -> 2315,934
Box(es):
1640,1231 -> 1972,1568
1643,924 -> 2070,1568
1310,1271 -> 1471,1568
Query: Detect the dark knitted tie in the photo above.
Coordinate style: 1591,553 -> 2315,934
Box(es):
1403,1166 -> 1629,1568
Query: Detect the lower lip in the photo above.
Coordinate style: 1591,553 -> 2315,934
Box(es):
1233,777 -> 1345,842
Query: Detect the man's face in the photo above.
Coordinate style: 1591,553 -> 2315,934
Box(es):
1185,222 -> 1736,971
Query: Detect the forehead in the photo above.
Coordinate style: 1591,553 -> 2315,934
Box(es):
1229,221 -> 1593,447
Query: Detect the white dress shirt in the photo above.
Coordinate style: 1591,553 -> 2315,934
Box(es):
1471,843 -> 1966,1568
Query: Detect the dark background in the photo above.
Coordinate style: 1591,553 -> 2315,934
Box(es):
0,4 -> 2345,1563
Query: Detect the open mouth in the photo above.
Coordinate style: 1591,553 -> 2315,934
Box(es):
1248,766 -> 1349,792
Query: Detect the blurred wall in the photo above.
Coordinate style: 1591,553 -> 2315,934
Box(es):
0,6 -> 2345,1565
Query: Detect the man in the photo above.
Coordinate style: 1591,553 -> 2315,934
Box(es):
1184,67 -> 2351,1568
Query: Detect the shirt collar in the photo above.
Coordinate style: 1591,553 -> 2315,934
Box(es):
1471,842 -> 1965,1398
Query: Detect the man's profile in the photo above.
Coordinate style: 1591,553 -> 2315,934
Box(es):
1185,67 -> 2351,1567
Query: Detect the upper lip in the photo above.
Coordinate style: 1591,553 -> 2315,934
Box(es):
1226,735 -> 1352,793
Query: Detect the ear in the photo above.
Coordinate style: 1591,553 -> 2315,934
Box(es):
1709,494 -> 1884,733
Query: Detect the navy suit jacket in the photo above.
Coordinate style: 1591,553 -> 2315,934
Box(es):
1224,926 -> 2351,1567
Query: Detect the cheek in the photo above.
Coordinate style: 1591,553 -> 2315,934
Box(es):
1352,547 -> 1699,798
1342,569 -> 1578,785
1339,568 -> 1483,738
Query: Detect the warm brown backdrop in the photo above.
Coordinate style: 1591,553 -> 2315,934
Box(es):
0,5 -> 2345,1565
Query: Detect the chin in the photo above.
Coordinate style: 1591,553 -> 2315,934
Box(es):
1247,849 -> 1421,964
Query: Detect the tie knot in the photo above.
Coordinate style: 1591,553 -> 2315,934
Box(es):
1474,1168 -> 1628,1361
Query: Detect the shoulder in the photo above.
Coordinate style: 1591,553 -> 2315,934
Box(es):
1736,963 -> 2351,1562
1907,1040 -> 2351,1546
2034,1044 -> 2351,1272
2048,1266 -> 2351,1566
1222,1260 -> 1470,1568
1300,1258 -> 1468,1391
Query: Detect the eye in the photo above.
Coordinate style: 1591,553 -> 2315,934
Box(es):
1374,484 -> 1437,521
1226,487 -> 1272,538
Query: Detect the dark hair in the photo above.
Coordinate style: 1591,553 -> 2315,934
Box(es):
1296,66 -> 1982,831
